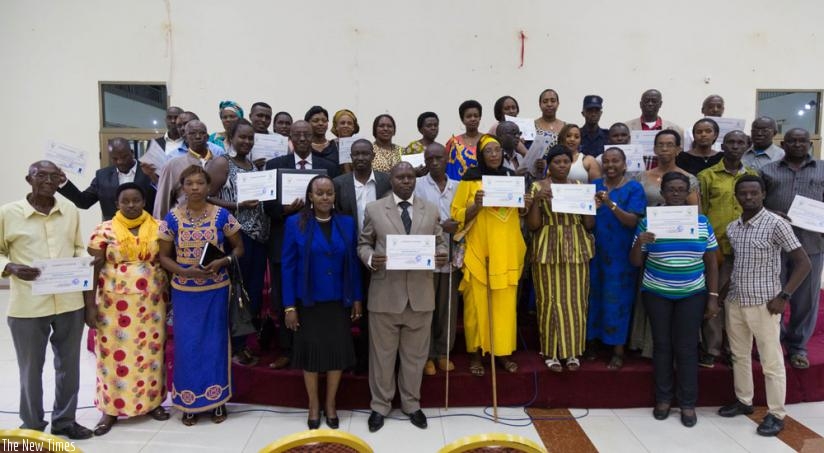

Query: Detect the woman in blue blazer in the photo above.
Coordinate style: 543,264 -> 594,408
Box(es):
281,174 -> 363,430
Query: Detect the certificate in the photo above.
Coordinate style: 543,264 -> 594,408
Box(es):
337,135 -> 366,164
250,133 -> 289,161
630,131 -> 659,156
139,139 -> 169,171
278,169 -> 326,205
482,175 -> 525,208
604,144 -> 645,173
31,257 -> 94,296
550,184 -> 596,215
505,115 -> 536,141
710,117 -> 746,150
45,140 -> 87,176
401,152 -> 425,168
386,234 -> 436,270
788,195 -> 824,234
523,133 -> 553,176
236,169 -> 278,202
646,205 -> 699,239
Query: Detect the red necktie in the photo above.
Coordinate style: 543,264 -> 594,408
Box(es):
298,160 -> 307,169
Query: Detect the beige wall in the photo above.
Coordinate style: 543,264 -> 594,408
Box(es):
2,0 -> 823,236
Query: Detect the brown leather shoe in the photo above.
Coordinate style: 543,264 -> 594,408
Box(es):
268,356 -> 291,369
437,357 -> 455,372
423,359 -> 436,376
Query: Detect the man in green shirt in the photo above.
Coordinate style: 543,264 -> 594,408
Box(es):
697,130 -> 758,368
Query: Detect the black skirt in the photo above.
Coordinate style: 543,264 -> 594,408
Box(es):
292,301 -> 355,372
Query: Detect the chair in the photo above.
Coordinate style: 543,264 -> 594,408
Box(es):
438,433 -> 547,453
258,429 -> 373,453
0,429 -> 85,453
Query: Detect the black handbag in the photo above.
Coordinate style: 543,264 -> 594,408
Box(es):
228,259 -> 256,337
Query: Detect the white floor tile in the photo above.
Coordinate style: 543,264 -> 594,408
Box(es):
347,408 -> 445,452
577,414 -> 649,453
794,416 -> 824,437
619,413 -> 748,453
141,408 -> 261,452
788,402 -> 824,419
707,416 -> 795,452
440,407 -> 541,447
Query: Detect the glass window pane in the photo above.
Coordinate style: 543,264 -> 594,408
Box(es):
101,83 -> 167,129
756,90 -> 821,135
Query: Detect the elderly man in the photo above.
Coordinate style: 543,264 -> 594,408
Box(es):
359,162 -> 448,432
624,89 -> 684,138
153,120 -> 218,218
496,121 -> 526,174
57,137 -> 156,221
0,161 -> 93,439
760,128 -> 824,369
744,117 -> 785,171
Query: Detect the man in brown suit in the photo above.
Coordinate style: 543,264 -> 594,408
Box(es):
358,162 -> 448,432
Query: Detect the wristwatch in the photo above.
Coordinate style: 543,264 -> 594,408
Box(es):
779,291 -> 791,300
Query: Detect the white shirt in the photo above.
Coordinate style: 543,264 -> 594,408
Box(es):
354,172 -> 377,232
117,162 -> 137,185
294,153 -> 313,169
164,134 -> 184,156
415,174 -> 457,273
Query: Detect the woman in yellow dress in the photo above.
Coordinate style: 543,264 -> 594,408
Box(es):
527,145 -> 595,372
451,135 -> 532,376
85,183 -> 169,436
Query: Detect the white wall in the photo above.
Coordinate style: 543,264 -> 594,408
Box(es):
2,0 -> 823,236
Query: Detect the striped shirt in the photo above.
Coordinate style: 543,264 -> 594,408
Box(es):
635,215 -> 718,299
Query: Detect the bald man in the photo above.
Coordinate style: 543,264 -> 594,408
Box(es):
1,161 -> 93,439
624,89 -> 684,138
57,137 -> 156,221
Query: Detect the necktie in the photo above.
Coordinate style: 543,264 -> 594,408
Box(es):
399,201 -> 411,234
298,160 -> 307,170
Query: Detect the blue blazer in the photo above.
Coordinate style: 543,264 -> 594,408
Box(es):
281,213 -> 362,308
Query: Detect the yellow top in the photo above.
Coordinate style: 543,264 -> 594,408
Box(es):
0,198 -> 86,318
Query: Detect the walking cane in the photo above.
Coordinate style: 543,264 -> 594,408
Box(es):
444,233 -> 453,411
486,257 -> 498,422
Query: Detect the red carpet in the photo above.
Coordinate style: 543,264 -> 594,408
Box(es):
229,292 -> 824,409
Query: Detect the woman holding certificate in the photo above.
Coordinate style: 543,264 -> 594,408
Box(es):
158,165 -> 244,426
85,183 -> 169,436
206,118 -> 270,366
587,147 -> 646,369
629,171 -> 719,428
451,135 -> 529,376
527,145 -> 595,372
281,174 -> 362,429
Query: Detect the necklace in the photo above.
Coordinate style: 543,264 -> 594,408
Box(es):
604,176 -> 626,192
185,206 -> 210,227
315,216 -> 331,223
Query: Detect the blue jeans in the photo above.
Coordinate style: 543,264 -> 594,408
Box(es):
643,291 -> 706,408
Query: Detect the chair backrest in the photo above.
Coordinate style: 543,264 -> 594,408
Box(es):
0,429 -> 85,453
258,429 -> 373,453
438,433 -> 547,453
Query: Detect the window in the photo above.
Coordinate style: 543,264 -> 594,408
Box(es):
98,82 -> 168,166
756,90 -> 821,135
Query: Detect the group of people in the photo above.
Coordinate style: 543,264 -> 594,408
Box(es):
2,88 -> 821,440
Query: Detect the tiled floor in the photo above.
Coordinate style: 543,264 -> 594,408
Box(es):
1,290 -> 822,452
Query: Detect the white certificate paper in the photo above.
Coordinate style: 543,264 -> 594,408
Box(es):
482,175 -> 525,208
31,257 -> 94,296
604,144 -> 645,173
550,184 -> 596,215
647,205 -> 699,239
236,169 -> 278,202
280,172 -> 321,205
386,234 -> 436,270
251,133 -> 289,161
788,195 -> 824,234
45,140 -> 87,176
505,115 -> 537,141
139,140 -> 169,171
337,134 -> 366,164
630,131 -> 659,156
401,152 -> 425,168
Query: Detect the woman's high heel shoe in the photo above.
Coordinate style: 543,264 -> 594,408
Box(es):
308,409 -> 321,430
325,414 -> 339,429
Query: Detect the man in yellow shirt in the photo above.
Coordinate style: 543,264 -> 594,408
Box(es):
0,161 -> 93,439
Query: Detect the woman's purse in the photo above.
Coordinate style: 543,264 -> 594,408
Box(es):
228,259 -> 256,337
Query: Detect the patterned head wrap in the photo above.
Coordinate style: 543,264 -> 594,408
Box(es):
331,109 -> 360,137
219,100 -> 244,119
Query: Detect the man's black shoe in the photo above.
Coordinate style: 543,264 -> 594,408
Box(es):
404,409 -> 428,429
51,422 -> 93,440
367,411 -> 384,432
718,400 -> 754,418
757,414 -> 784,436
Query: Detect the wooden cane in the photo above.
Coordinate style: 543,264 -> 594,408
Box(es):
444,241 -> 453,411
486,257 -> 498,422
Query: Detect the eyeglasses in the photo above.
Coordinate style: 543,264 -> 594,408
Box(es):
655,143 -> 678,149
31,173 -> 61,182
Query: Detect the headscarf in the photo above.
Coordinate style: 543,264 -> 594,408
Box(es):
462,135 -> 513,181
219,100 -> 244,119
331,109 -> 360,137
112,210 -> 159,262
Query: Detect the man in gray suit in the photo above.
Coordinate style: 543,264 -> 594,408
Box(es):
358,162 -> 448,432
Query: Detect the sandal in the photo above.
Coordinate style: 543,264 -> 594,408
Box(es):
469,356 -> 485,377
92,415 -> 117,436
566,357 -> 581,371
544,357 -> 562,372
607,354 -> 624,370
496,356 -> 518,373
181,412 -> 198,426
233,348 -> 259,367
147,406 -> 170,421
211,405 -> 228,424
790,354 -> 810,369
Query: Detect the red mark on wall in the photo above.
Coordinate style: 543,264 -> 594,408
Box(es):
519,30 -> 527,68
